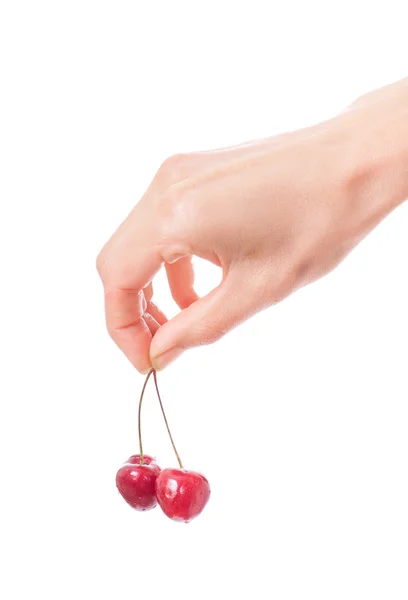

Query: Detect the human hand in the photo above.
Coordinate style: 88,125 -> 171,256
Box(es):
97,79 -> 408,372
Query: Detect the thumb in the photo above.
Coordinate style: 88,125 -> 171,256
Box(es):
150,267 -> 258,370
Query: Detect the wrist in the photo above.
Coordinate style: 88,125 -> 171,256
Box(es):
328,96 -> 408,240
349,81 -> 408,214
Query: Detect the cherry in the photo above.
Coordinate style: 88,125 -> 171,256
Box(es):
151,370 -> 211,522
116,456 -> 160,511
116,369 -> 211,522
116,370 -> 161,511
156,469 -> 210,522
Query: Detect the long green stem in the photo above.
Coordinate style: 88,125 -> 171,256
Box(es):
138,369 -> 154,465
153,370 -> 183,469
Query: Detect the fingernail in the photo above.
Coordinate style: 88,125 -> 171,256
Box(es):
152,347 -> 183,371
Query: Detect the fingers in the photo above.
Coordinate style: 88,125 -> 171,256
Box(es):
150,267 -> 259,370
102,284 -> 166,372
165,256 -> 199,309
144,283 -> 154,302
97,203 -> 164,372
144,312 -> 161,336
102,289 -> 153,373
98,145 -> 273,372
144,283 -> 168,325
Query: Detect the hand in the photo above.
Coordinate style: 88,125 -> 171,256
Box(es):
97,79 -> 408,372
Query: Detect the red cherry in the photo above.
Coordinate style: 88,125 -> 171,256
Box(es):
116,455 -> 161,511
155,468 -> 210,522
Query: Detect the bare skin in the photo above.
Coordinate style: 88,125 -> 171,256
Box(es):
97,78 -> 408,372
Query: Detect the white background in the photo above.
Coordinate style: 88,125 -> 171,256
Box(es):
1,2 -> 407,599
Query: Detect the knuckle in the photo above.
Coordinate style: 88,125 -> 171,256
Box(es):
155,185 -> 192,260
156,153 -> 193,187
157,183 -> 186,218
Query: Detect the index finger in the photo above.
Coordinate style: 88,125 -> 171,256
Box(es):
96,202 -> 163,372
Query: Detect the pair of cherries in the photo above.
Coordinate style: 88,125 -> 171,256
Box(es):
116,369 -> 210,523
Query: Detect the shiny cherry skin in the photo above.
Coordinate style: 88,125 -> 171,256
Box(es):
155,468 -> 210,522
116,454 -> 161,511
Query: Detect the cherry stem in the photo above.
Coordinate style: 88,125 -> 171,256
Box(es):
138,368 -> 183,469
153,370 -> 184,469
138,369 -> 154,465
